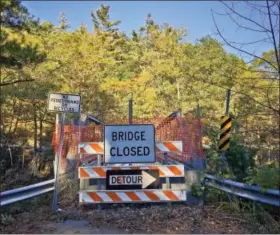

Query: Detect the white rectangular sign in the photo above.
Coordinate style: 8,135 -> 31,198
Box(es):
104,124 -> 155,163
48,93 -> 81,113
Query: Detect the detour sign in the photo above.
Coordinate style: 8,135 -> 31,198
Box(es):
104,124 -> 155,163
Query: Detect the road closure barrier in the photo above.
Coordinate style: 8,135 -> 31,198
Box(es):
78,136 -> 187,204
80,190 -> 186,203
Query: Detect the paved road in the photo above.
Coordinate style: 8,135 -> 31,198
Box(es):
43,220 -> 126,234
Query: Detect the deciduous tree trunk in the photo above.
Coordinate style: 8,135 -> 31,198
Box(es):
33,104 -> 37,153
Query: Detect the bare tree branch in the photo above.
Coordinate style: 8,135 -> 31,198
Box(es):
266,0 -> 280,72
266,77 -> 278,111
246,2 -> 278,16
212,9 -> 279,71
226,11 -> 270,33
227,37 -> 272,46
0,79 -> 34,87
195,76 -> 279,113
221,1 -> 271,32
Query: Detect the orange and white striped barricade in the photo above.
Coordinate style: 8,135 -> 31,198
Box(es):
78,141 -> 182,155
78,141 -> 182,166
78,142 -> 104,154
78,142 -> 104,166
80,190 -> 186,204
78,140 -> 186,204
155,141 -> 182,153
79,164 -> 187,204
79,165 -> 184,179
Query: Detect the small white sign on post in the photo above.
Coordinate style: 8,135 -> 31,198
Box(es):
104,124 -> 155,164
48,93 -> 81,113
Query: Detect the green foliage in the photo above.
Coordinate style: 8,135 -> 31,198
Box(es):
191,183 -> 204,197
226,136 -> 256,182
245,166 -> 280,190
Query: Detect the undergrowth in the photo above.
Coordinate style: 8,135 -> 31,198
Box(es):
205,188 -> 280,234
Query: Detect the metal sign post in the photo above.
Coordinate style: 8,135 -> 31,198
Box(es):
128,94 -> 133,124
48,92 -> 81,213
52,112 -> 65,213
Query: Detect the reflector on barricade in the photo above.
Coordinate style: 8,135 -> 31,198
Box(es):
78,142 -> 104,154
79,190 -> 186,203
155,141 -> 182,152
79,165 -> 184,179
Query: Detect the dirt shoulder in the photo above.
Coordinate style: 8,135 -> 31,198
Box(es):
0,202 -> 259,234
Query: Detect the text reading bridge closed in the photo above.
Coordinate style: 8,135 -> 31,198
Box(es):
104,124 -> 155,163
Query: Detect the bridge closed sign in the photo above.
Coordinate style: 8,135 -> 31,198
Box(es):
104,124 -> 155,163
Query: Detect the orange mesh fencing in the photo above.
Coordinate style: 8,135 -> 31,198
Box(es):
52,116 -> 205,169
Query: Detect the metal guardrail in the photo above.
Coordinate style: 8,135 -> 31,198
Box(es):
204,174 -> 280,207
0,179 -> 55,207
1,173 -> 278,207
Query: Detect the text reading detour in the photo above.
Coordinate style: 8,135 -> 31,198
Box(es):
104,125 -> 155,163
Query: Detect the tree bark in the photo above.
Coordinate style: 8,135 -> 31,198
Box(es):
39,118 -> 43,152
33,103 -> 37,153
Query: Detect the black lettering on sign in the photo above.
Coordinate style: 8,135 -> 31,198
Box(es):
112,176 -> 117,184
116,147 -> 123,156
131,147 -> 136,156
132,176 -> 137,184
123,147 -> 129,156
139,176 -> 142,184
119,132 -> 124,141
141,131 -> 146,140
134,131 -> 140,140
117,176 -> 121,184
110,131 -> 150,142
110,147 -> 116,156
137,146 -> 143,156
109,146 -> 151,157
112,132 -> 117,141
144,147 -> 150,155
127,131 -> 133,140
